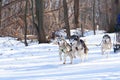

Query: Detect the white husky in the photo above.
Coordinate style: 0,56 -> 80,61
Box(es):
57,38 -> 74,64
101,34 -> 112,57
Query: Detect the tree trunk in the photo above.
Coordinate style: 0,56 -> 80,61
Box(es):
105,0 -> 109,31
98,0 -> 101,29
35,0 -> 47,43
24,0 -> 28,46
63,0 -> 70,39
74,0 -> 79,28
31,0 -> 35,29
93,0 -> 96,35
81,24 -> 84,37
0,0 -> 2,28
92,0 -> 96,35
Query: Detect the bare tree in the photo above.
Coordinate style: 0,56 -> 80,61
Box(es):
1,0 -> 120,40
0,0 -> 2,28
92,0 -> 96,35
63,0 -> 70,38
105,0 -> 109,31
35,0 -> 47,43
24,0 -> 28,46
74,0 -> 79,28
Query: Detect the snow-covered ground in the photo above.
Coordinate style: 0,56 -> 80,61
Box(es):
0,31 -> 120,80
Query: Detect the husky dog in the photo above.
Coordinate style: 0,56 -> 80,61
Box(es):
70,35 -> 89,62
69,35 -> 79,58
57,38 -> 73,64
101,34 -> 112,57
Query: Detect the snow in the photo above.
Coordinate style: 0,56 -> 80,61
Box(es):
0,32 -> 120,80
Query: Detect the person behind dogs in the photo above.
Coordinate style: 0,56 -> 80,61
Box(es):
101,34 -> 112,57
69,35 -> 89,62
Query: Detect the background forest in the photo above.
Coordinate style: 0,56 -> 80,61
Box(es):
0,0 -> 120,44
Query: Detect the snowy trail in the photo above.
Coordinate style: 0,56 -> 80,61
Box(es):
0,34 -> 120,80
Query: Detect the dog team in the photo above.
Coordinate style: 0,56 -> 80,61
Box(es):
56,34 -> 112,64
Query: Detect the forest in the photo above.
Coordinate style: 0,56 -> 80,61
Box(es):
0,0 -> 120,44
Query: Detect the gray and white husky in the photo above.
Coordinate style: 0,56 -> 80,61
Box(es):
57,38 -> 74,64
70,35 -> 89,62
101,34 -> 112,57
